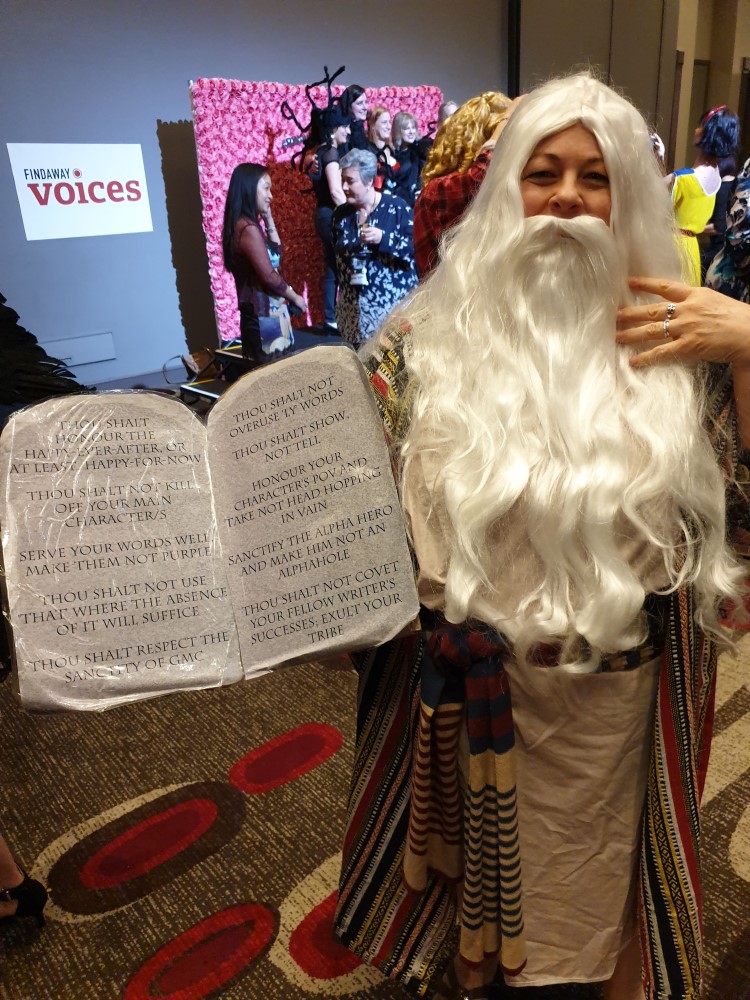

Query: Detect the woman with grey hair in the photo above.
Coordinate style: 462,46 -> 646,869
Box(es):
332,148 -> 417,347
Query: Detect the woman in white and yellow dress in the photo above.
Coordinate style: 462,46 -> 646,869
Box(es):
669,105 -> 739,285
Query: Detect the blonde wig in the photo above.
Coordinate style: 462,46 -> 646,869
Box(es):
390,73 -> 741,668
421,91 -> 511,183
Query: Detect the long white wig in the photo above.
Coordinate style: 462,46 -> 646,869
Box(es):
393,73 -> 741,668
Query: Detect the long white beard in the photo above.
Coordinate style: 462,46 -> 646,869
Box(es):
489,217 -> 630,498
404,216 -> 734,668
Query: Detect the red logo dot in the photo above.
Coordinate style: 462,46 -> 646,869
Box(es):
73,168 -> 82,178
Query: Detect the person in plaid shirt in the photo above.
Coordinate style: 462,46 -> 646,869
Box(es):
414,91 -> 513,277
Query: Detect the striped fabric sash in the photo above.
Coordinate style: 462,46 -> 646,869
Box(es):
403,622 -> 527,978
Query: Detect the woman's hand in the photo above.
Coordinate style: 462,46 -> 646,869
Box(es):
360,225 -> 382,246
616,276 -> 750,367
261,209 -> 277,235
289,290 -> 307,313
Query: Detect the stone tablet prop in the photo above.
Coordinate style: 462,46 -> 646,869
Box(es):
0,392 -> 241,711
207,345 -> 419,676
0,348 -> 420,710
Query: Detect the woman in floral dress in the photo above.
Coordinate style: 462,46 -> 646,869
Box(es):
332,148 -> 418,348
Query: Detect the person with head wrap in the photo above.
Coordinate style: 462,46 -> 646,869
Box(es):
413,90 -> 512,276
669,105 -> 739,285
333,73 -> 750,1000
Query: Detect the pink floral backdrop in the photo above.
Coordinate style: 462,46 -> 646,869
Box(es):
190,78 -> 442,341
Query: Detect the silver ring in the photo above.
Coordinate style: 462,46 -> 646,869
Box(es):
666,302 -> 676,318
663,317 -> 670,337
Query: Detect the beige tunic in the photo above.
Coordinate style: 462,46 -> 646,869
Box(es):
402,445 -> 666,984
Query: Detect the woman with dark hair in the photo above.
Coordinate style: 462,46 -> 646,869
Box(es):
222,163 -> 306,365
669,105 -> 740,285
338,84 -> 369,152
311,107 -> 351,329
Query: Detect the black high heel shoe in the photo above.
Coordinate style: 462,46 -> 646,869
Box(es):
431,963 -> 492,1000
1,868 -> 50,928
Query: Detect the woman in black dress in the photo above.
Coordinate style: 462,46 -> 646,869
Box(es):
311,107 -> 351,329
391,111 -> 431,206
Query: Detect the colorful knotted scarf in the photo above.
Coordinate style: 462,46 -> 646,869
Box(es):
336,330 -> 750,999
403,621 -> 527,977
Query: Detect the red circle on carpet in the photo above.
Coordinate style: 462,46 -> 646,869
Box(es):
48,782 -> 246,915
123,903 -> 277,1000
289,890 -> 363,979
229,723 -> 343,794
80,798 -> 219,889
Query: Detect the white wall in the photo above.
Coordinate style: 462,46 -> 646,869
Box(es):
519,0 -> 678,135
1,0 -> 507,384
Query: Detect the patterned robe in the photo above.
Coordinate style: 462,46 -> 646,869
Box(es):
706,157 -> 750,302
333,327 -> 750,999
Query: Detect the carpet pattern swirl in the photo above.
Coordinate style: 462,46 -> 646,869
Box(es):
0,645 -> 748,1000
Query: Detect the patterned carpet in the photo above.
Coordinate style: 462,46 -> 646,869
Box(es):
0,640 -> 748,1000
701,638 -> 750,1000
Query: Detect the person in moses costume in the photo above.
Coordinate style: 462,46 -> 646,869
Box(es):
332,73 -> 750,1000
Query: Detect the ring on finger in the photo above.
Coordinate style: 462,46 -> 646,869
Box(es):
666,302 -> 677,319
662,317 -> 671,337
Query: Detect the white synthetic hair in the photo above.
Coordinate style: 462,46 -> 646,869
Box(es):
443,71 -> 688,285
384,73 -> 741,669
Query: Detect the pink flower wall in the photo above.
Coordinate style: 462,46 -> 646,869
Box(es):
190,78 -> 442,341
